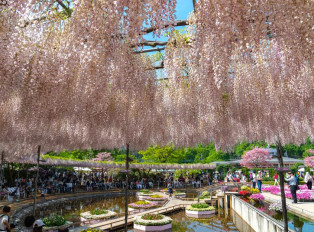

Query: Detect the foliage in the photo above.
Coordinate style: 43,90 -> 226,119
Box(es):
139,144 -> 184,163
241,148 -> 272,168
241,186 -> 250,191
201,191 -> 210,198
141,214 -> 163,220
90,208 -> 108,215
250,188 -> 260,194
190,203 -> 210,209
42,214 -> 66,227
139,189 -> 151,193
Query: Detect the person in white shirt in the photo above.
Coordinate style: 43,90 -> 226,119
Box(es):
0,206 -> 11,232
252,171 -> 257,189
304,172 -> 312,190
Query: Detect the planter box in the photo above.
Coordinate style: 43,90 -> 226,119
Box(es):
43,221 -> 73,231
134,223 -> 172,232
185,209 -> 215,219
80,210 -> 117,220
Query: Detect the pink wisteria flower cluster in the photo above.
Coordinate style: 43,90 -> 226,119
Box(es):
250,194 -> 265,202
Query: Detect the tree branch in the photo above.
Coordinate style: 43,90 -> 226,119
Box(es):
132,40 -> 168,48
141,19 -> 189,34
55,0 -> 71,16
134,47 -> 165,53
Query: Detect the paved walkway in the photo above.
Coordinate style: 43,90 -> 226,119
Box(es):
262,192 -> 314,221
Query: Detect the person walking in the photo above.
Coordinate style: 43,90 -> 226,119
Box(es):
286,172 -> 298,203
257,171 -> 263,193
274,172 -> 279,186
252,171 -> 257,189
304,172 -> 312,190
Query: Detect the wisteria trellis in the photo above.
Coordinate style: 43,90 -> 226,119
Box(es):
0,0 -> 313,161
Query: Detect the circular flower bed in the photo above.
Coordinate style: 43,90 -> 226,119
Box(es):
79,229 -> 102,232
160,188 -> 175,194
185,203 -> 215,219
174,191 -> 186,198
128,201 -> 158,212
137,190 -> 156,199
134,214 -> 172,232
42,214 -> 73,231
80,208 -> 117,220
142,195 -> 167,203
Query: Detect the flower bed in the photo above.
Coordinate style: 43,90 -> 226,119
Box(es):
79,229 -> 102,232
142,195 -> 167,203
185,203 -> 215,219
42,214 -> 73,231
134,214 -> 172,232
80,209 -> 117,220
262,184 -> 314,201
128,201 -> 158,211
174,191 -> 186,198
250,193 -> 265,202
268,201 -> 289,212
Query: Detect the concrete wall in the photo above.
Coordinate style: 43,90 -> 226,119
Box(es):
231,195 -> 294,232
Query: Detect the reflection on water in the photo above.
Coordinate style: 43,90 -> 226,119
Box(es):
126,210 -> 239,232
35,195 -> 137,227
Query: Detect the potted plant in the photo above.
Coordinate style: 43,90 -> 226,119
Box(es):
128,201 -> 158,212
142,195 -> 167,204
185,203 -> 215,219
42,213 -> 73,231
80,208 -> 117,220
134,214 -> 172,232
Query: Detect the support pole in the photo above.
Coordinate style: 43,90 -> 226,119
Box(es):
0,152 -> 4,184
33,145 -> 41,216
276,139 -> 288,232
124,143 -> 130,232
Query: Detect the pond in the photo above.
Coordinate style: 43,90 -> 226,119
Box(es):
125,210 -> 240,232
35,195 -> 138,228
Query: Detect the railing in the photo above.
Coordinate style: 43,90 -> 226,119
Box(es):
96,204 -> 190,230
232,195 -> 295,232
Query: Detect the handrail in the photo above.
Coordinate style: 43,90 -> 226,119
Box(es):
232,195 -> 296,232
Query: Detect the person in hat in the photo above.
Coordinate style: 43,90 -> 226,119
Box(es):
33,219 -> 44,232
285,172 -> 298,203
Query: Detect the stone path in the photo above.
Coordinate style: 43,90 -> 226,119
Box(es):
262,192 -> 314,221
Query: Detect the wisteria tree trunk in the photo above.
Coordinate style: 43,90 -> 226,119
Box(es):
124,143 -> 130,232
33,145 -> 41,216
276,140 -> 288,232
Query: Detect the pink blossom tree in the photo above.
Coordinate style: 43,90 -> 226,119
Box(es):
92,152 -> 113,162
305,156 -> 314,168
241,148 -> 272,169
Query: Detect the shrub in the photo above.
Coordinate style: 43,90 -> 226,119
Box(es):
190,203 -> 210,209
90,208 -> 108,215
42,214 -> 66,227
141,214 -> 163,220
201,191 -> 210,197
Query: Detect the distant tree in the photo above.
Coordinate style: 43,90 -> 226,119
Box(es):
241,148 -> 272,169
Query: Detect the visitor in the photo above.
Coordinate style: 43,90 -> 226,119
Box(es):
167,183 -> 173,199
286,172 -> 297,203
257,171 -> 263,192
241,174 -> 247,183
252,171 -> 257,189
33,219 -> 44,232
274,172 -> 279,186
24,215 -> 36,232
0,205 -> 11,232
295,172 -> 300,185
304,172 -> 312,190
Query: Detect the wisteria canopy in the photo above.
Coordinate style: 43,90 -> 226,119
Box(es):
0,0 -> 313,161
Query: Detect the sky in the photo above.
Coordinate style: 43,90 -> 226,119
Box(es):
140,0 -> 195,78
